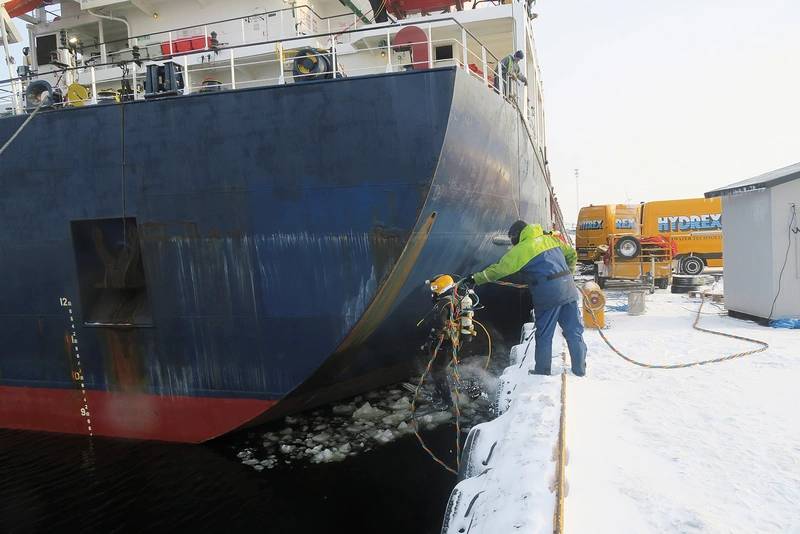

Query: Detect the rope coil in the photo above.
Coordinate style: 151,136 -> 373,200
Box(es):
410,334 -> 459,475
583,293 -> 769,369
489,280 -> 770,369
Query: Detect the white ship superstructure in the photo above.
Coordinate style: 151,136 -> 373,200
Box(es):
1,0 -> 548,154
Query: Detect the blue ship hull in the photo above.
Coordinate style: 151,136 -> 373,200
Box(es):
0,67 -> 552,441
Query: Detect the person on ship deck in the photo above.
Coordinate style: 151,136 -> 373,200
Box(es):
494,50 -> 528,96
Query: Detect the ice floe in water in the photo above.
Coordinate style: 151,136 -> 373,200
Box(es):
233,357 -> 500,471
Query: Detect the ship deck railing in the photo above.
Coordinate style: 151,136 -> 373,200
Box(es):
0,10 -> 546,155
60,5 -> 366,71
1,14 -> 505,103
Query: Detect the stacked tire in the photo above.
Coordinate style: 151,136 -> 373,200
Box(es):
671,274 -> 715,294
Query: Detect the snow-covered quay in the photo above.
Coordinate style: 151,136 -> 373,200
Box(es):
442,324 -> 564,533
445,290 -> 799,533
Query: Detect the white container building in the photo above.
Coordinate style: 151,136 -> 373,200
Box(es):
705,162 -> 800,323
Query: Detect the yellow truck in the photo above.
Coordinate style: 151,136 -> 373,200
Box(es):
576,204 -> 640,264
640,197 -> 723,275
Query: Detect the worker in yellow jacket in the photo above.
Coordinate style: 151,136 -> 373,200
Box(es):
470,220 -> 586,376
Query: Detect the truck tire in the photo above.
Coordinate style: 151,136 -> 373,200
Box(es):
614,236 -> 641,259
680,256 -> 705,275
655,278 -> 669,290
671,284 -> 694,294
673,274 -> 710,286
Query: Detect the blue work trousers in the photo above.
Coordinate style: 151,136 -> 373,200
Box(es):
532,300 -> 587,376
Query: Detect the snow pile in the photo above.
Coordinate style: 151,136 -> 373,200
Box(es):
443,327 -> 562,534
567,290 -> 800,533
234,363 -> 495,471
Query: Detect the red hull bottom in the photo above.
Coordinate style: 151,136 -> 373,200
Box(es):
0,385 -> 276,443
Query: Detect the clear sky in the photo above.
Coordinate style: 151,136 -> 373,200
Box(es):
533,0 -> 800,225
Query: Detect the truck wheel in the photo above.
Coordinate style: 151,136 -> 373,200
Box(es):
680,256 -> 704,275
656,278 -> 669,290
614,236 -> 641,259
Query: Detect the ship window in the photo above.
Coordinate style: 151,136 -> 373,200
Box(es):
35,34 -> 58,66
435,45 -> 453,61
70,218 -> 153,327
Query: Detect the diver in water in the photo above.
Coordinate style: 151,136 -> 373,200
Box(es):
419,275 -> 464,409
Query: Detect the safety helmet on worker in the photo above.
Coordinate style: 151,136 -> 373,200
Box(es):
429,274 -> 455,296
513,50 -> 524,61
508,220 -> 528,245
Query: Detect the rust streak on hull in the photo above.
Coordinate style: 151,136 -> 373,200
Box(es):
334,212 -> 437,354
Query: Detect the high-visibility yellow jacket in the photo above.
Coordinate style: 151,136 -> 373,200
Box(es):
473,224 -> 577,310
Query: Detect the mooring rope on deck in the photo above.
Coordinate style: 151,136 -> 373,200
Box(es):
0,100 -> 45,158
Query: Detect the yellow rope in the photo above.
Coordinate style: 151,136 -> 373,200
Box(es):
473,319 -> 493,370
410,335 -> 459,475
581,290 -> 769,369
449,350 -> 462,472
411,287 -> 497,474
488,280 -> 770,369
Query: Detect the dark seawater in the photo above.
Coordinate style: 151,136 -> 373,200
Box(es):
0,317 -> 512,534
0,424 -> 460,534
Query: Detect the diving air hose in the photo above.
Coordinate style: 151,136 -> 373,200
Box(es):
411,276 -> 494,474
489,280 -> 769,369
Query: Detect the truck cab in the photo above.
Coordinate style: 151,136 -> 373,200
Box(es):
576,204 -> 640,265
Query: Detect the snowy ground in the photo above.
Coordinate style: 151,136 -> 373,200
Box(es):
566,290 -> 800,533
232,287 -> 798,533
